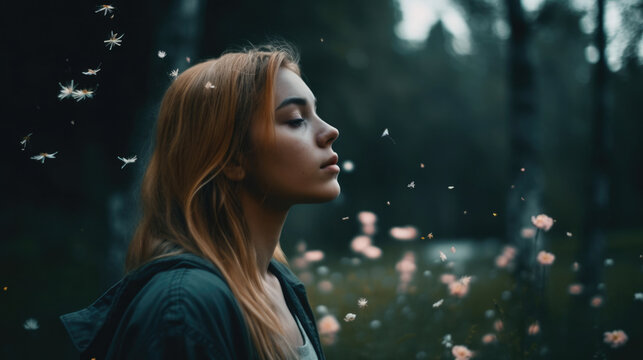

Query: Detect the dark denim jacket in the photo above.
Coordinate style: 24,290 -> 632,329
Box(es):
60,253 -> 325,359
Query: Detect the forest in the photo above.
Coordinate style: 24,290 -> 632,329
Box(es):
2,0 -> 642,359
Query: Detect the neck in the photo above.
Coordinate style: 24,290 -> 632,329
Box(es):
236,186 -> 290,275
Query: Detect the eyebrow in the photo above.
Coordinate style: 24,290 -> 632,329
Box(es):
275,96 -> 317,111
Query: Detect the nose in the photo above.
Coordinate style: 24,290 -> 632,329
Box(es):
318,120 -> 339,147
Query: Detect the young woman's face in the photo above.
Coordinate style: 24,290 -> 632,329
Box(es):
243,67 -> 340,208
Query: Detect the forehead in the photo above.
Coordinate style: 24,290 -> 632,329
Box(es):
274,68 -> 315,108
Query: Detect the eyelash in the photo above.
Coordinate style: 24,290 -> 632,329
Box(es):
287,118 -> 305,128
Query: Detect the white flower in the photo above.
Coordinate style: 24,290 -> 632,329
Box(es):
117,155 -> 137,169
343,313 -> 356,322
432,299 -> 444,308
23,318 -> 39,330
20,133 -> 32,151
71,88 -> 95,101
357,297 -> 368,308
58,80 -> 76,100
104,31 -> 124,50
169,69 -> 179,78
157,50 -> 166,58
95,5 -> 115,16
31,152 -> 58,164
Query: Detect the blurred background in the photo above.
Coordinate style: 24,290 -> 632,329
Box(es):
2,0 -> 641,359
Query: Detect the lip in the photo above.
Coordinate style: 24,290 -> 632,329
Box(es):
321,153 -> 339,168
321,164 -> 340,173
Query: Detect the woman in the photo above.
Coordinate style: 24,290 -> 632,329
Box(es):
60,44 -> 340,359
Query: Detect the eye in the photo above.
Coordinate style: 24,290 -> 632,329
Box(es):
287,118 -> 305,128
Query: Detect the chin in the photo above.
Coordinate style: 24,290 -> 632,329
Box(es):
303,183 -> 341,203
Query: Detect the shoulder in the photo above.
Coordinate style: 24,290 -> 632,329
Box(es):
114,267 -> 251,358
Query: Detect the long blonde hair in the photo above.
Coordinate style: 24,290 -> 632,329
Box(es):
125,44 -> 301,359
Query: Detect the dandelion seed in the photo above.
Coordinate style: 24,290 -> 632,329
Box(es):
342,216 -> 349,220
31,152 -> 58,164
381,128 -> 389,137
357,298 -> 368,308
104,31 -> 124,50
407,181 -> 415,189
450,246 -> 456,254
169,69 -> 179,78
531,214 -> 554,231
157,50 -> 166,58
117,155 -> 137,169
448,185 -> 455,190
344,313 -> 356,322
439,251 -> 447,262
95,4 -> 115,16
23,318 -> 39,330
603,330 -> 628,348
20,133 -> 32,151
58,80 -> 76,100
432,299 -> 444,308
566,232 -> 573,237
71,88 -> 95,101
82,65 -> 101,75
204,81 -> 215,89
386,201 -> 391,206
428,232 -> 434,239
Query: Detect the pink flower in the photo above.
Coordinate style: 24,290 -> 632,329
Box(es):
494,320 -> 504,332
395,253 -> 417,273
357,211 -> 377,225
389,226 -> 418,240
568,283 -> 584,295
350,235 -> 372,253
590,295 -> 603,308
362,245 -> 382,259
495,255 -> 510,268
318,314 -> 341,346
603,330 -> 628,348
521,227 -> 537,239
481,333 -> 497,344
362,223 -> 376,235
451,345 -> 474,360
293,256 -> 309,270
317,280 -> 333,293
537,251 -> 555,265
304,250 -> 324,262
440,273 -> 456,284
527,322 -> 540,335
502,245 -> 517,259
449,280 -> 469,298
531,214 -> 554,231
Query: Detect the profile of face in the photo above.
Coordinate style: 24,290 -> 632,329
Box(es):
240,68 -> 340,208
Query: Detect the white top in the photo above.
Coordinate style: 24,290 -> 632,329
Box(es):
294,314 -> 318,360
